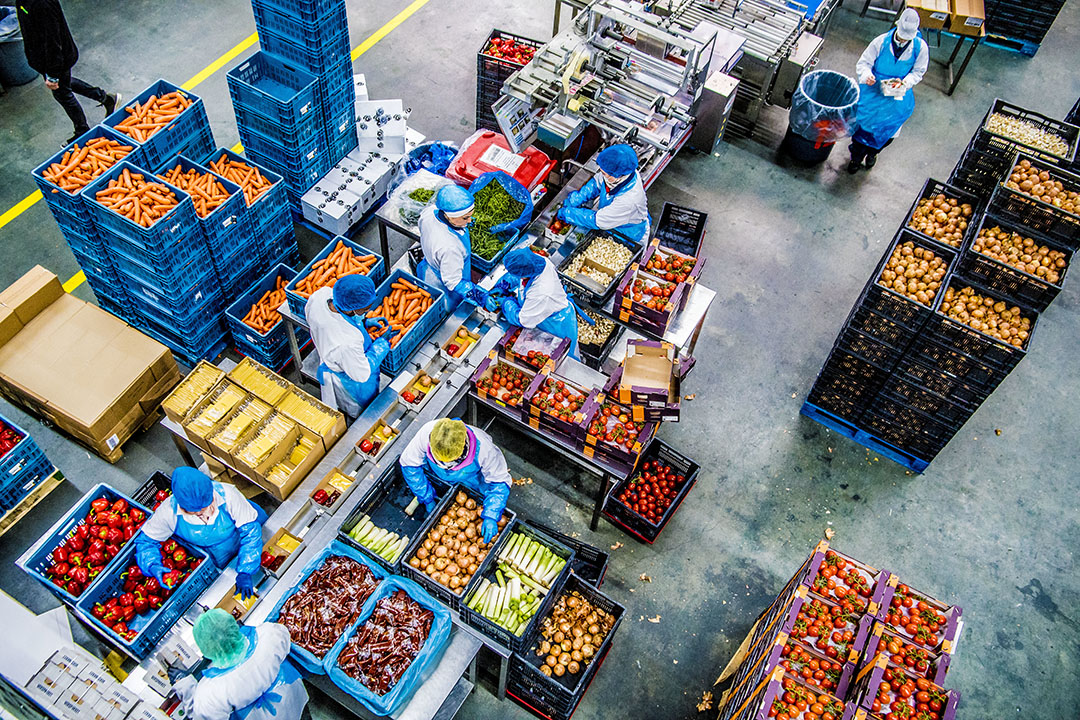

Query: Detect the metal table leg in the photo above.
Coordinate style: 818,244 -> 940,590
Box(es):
552,0 -> 561,36
284,316 -> 303,375
378,218 -> 392,273
467,394 -> 478,427
946,36 -> 980,96
591,472 -> 613,531
497,654 -> 508,701
171,433 -> 197,468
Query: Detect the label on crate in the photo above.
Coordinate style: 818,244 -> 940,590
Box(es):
106,434 -> 120,451
479,144 -> 525,175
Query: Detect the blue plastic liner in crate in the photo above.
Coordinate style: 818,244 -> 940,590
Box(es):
17,483 -> 150,607
265,540 -> 387,675
227,51 -> 320,126
323,575 -> 452,715
84,161 -> 200,250
373,269 -> 449,376
33,125 -> 146,219
233,101 -> 324,148
285,235 -> 386,315
76,539 -> 217,659
250,0 -> 345,23
469,172 -> 533,273
104,80 -> 212,170
258,25 -> 351,76
251,0 -> 349,48
154,155 -> 250,256
202,148 -> 290,234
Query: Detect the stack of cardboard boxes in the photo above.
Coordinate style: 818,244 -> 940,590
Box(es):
907,0 -> 985,36
26,648 -> 168,720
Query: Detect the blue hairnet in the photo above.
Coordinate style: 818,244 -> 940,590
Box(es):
596,144 -> 638,177
435,185 -> 474,216
193,609 -> 248,667
503,248 -> 545,279
333,274 -> 376,314
171,467 -> 213,512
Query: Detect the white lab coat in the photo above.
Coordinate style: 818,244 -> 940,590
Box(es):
418,205 -> 469,295
305,286 -> 375,418
140,482 -> 256,542
594,172 -> 650,236
856,32 -> 929,89
515,260 -> 570,328
398,420 -> 513,488
192,624 -> 308,720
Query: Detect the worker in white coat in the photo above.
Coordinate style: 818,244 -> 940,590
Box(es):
417,185 -> 485,311
848,9 -> 929,173
488,248 -> 591,360
186,608 -> 308,720
399,418 -> 511,543
557,144 -> 650,244
305,274 -> 397,419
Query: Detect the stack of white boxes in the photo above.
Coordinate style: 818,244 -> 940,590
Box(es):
25,648 -> 167,720
301,75 -> 428,235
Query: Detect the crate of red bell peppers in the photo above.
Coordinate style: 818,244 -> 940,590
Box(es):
18,484 -> 150,607
477,30 -> 542,86
0,412 -> 54,511
76,537 -> 216,659
132,471 -> 173,510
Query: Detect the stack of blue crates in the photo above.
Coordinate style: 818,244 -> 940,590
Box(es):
233,0 -> 358,208
225,264 -> 309,370
83,159 -> 228,367
0,412 -> 56,512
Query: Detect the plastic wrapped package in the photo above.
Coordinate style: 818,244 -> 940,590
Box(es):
385,169 -> 454,229
788,70 -> 860,145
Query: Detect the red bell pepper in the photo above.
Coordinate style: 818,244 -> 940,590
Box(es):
91,498 -> 110,513
111,499 -> 128,514
119,592 -> 134,607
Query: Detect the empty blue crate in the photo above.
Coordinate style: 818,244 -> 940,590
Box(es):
125,272 -> 224,330
155,155 -> 251,256
33,125 -> 146,220
251,0 -> 349,47
236,125 -> 327,173
258,25 -> 350,75
84,160 -> 199,251
202,147 -> 290,234
227,52 -> 320,126
250,0 -> 345,23
104,80 -> 212,170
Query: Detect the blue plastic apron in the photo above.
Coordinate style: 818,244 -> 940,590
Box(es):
171,488 -> 244,569
418,212 -> 472,311
596,176 -> 651,245
517,277 -> 583,360
316,313 -> 380,415
201,627 -> 307,720
422,427 -> 483,491
854,30 -> 919,150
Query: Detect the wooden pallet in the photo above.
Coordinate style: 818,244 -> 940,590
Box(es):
0,470 -> 64,538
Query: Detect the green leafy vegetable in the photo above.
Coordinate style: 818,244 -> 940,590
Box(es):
470,182 -> 526,261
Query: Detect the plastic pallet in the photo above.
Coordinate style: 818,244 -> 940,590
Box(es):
33,126 -> 146,220
258,25 -> 351,76
103,80 -> 211,170
982,33 -> 1041,57
226,52 -> 321,125
800,401 -> 932,472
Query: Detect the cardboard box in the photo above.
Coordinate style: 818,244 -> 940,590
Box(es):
949,0 -> 985,36
0,267 -> 180,462
257,423 -> 323,501
99,684 -> 139,715
618,341 -> 680,420
907,0 -> 949,30
128,701 -> 171,720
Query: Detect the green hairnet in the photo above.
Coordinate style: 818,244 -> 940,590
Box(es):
430,419 -> 467,463
193,608 -> 248,667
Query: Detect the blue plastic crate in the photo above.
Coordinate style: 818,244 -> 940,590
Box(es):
84,161 -> 200,251
103,229 -> 212,284
48,202 -> 99,241
233,101 -> 324,148
170,125 -> 217,172
32,126 -> 145,220
65,229 -> 111,264
244,148 -> 328,193
202,147 -> 290,235
285,236 -> 386,315
103,80 -> 212,170
133,314 -> 229,367
319,59 -> 353,101
372,269 -> 448,376
218,254 -> 264,303
125,281 -> 223,332
76,539 -> 217,659
225,263 -> 297,343
251,0 -> 349,48
0,412 -> 47,484
0,453 -> 54,512
249,0 -> 345,23
93,292 -> 137,324
227,52 -> 321,126
154,155 -> 251,256
258,25 -> 351,76
325,126 -> 359,165
471,228 -> 522,274
17,483 -> 151,607
237,125 -> 327,173
322,89 -> 356,140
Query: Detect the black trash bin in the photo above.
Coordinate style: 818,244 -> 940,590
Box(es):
0,6 -> 37,88
783,70 -> 860,166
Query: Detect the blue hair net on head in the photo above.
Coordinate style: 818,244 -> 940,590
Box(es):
333,274 -> 376,314
171,467 -> 213,512
193,609 -> 248,667
435,185 -> 474,217
503,248 -> 545,279
596,144 -> 638,178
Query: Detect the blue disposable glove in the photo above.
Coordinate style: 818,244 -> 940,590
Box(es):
150,563 -> 168,586
489,221 -> 513,235
384,326 -> 401,340
481,519 -> 498,544
465,287 -> 487,306
483,293 -> 501,312
424,499 -> 437,515
557,207 -> 571,223
364,316 -> 389,332
501,298 -> 522,325
494,275 -> 519,295
236,572 -> 255,601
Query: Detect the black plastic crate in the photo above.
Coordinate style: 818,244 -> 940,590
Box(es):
990,154 -> 1080,247
506,573 -> 624,720
1067,96 -> 1080,128
895,355 -> 994,406
477,29 -> 542,86
902,178 -> 980,251
653,202 -> 707,257
923,275 -> 1038,375
978,99 -> 1079,164
861,399 -> 957,458
879,373 -> 982,425
903,335 -> 1009,390
557,233 -> 644,306
524,520 -> 610,587
461,520 -> 574,651
806,347 -> 890,423
398,483 -> 515,612
578,319 -> 623,371
959,214 -> 1071,311
602,438 -> 700,544
832,324 -> 905,375
338,466 -> 450,573
132,471 -> 171,510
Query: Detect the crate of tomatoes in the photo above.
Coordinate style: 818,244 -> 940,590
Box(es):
850,653 -> 959,720
522,370 -> 601,447
496,326 -> 571,372
800,546 -> 894,619
880,577 -> 963,657
767,586 -> 875,668
860,620 -> 952,686
614,264 -> 688,336
470,352 -> 539,418
581,395 -> 657,474
758,630 -> 858,702
478,30 -> 541,85
726,666 -> 856,720
602,438 -> 698,543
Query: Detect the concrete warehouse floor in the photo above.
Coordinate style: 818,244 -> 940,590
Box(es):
1,1 -> 1079,718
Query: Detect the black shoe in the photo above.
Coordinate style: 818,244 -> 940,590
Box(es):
865,155 -> 877,169
102,92 -> 120,116
846,159 -> 861,174
65,128 -> 90,146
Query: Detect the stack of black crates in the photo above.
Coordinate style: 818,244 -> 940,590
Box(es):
983,0 -> 1065,55
805,99 -> 1080,472
475,30 -> 542,132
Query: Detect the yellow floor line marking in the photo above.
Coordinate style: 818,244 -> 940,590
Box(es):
63,271 -> 86,293
182,32 -> 258,90
352,0 -> 431,60
0,191 -> 43,233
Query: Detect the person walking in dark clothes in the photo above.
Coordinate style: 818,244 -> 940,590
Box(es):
16,0 -> 119,144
